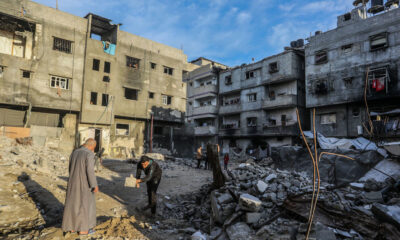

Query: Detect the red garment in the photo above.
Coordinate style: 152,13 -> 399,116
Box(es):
224,155 -> 229,164
372,79 -> 377,89
376,78 -> 385,92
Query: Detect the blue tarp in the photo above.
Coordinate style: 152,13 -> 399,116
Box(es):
102,41 -> 116,55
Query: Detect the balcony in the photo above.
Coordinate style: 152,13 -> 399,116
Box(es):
219,104 -> 241,115
192,105 -> 218,116
263,94 -> 297,110
263,123 -> 299,136
192,84 -> 218,98
219,127 -> 241,137
195,126 -> 217,136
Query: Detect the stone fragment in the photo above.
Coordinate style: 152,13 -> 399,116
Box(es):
372,203 -> 400,229
246,212 -> 261,224
315,222 -> 337,240
239,194 -> 262,212
364,191 -> 383,203
191,231 -> 207,240
210,227 -> 222,240
349,182 -> 364,190
217,193 -> 233,204
226,222 -> 253,240
256,180 -> 268,193
265,174 -> 277,182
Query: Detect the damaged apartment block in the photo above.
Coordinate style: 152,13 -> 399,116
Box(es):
0,0 -> 191,158
305,2 -> 400,140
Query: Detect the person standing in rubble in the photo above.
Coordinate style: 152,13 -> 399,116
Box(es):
135,156 -> 162,216
196,146 -> 203,168
224,153 -> 230,170
62,138 -> 98,235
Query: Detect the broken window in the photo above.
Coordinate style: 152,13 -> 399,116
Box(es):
126,56 -> 140,69
225,75 -> 232,85
342,44 -> 353,53
22,70 -> 31,78
315,50 -> 328,64
268,118 -> 277,126
151,62 -> 157,69
189,101 -> 192,106
102,94 -> 109,106
370,32 -> 388,51
154,126 -> 163,135
269,62 -> 279,73
368,67 -> 389,93
163,66 -> 174,75
103,76 -> 110,82
50,75 -> 69,90
149,92 -> 154,99
104,61 -> 111,73
281,115 -> 287,126
320,113 -> 336,125
90,92 -> 98,105
0,66 -> 4,77
53,37 -> 72,53
344,13 -> 351,21
116,123 -> 129,136
162,95 -> 172,105
189,82 -> 193,86
352,108 -> 360,117
315,79 -> 329,95
247,117 -> 257,127
200,82 -> 205,86
124,88 -> 138,100
246,71 -> 255,79
269,90 -> 276,100
93,59 -> 100,71
206,81 -> 212,85
247,93 -> 257,102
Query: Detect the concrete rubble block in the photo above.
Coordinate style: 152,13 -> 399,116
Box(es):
372,203 -> 400,229
191,231 -> 207,240
349,182 -> 365,191
315,222 -> 337,240
265,173 -> 277,182
217,193 -> 233,204
239,194 -> 262,212
364,191 -> 384,203
210,227 -> 222,240
226,222 -> 254,240
256,180 -> 268,193
143,153 -> 165,161
246,212 -> 261,224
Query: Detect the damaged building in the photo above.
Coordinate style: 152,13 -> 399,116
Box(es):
305,1 -> 400,139
218,48 -> 308,154
0,0 -> 191,158
185,57 -> 228,148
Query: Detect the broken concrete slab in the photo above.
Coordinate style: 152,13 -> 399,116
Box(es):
239,194 -> 262,212
265,174 -> 277,182
217,193 -> 233,204
256,180 -> 268,193
349,182 -> 364,191
246,212 -> 261,224
226,222 -> 254,240
372,203 -> 400,229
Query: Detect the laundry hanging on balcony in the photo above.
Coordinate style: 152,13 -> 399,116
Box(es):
102,41 -> 116,55
372,77 -> 385,92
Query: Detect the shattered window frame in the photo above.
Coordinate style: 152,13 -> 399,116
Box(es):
151,62 -> 157,69
245,70 -> 255,79
162,95 -> 172,105
247,117 -> 257,127
92,59 -> 100,71
0,66 -> 4,78
225,75 -> 232,85
320,113 -> 337,125
163,66 -> 174,76
90,92 -> 98,105
247,93 -> 257,102
116,123 -> 130,136
370,32 -> 388,51
104,61 -> 111,73
315,50 -> 328,65
102,93 -> 109,107
124,88 -> 138,101
22,70 -> 31,79
53,37 -> 73,54
341,44 -> 353,53
126,56 -> 140,69
50,75 -> 70,90
149,92 -> 154,99
269,62 -> 279,73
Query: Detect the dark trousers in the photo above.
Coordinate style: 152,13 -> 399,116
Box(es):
197,158 -> 201,168
146,179 -> 161,214
224,163 -> 228,170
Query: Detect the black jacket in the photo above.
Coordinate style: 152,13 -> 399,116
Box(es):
136,160 -> 162,184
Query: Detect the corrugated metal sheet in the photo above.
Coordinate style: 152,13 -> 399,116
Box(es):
0,108 -> 25,126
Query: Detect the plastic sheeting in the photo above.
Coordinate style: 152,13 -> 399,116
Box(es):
102,41 -> 116,55
303,131 -> 388,158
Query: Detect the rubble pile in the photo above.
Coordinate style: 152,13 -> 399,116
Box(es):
179,161 -> 400,240
0,136 -> 69,176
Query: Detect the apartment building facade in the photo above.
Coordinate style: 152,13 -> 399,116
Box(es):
305,3 -> 400,139
0,0 -> 191,157
218,49 -> 307,154
185,57 -> 228,148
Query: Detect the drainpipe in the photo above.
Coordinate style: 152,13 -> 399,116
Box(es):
150,113 -> 153,153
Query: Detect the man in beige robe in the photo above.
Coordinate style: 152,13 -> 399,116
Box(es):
62,138 -> 98,235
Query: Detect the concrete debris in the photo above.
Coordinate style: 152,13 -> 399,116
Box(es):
226,222 -> 254,240
256,180 -> 268,193
191,231 -> 207,240
239,194 -> 262,212
372,203 -> 400,229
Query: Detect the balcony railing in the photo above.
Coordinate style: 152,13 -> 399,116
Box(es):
192,84 -> 217,97
263,94 -> 297,110
192,105 -> 218,115
263,123 -> 299,136
195,126 -> 217,136
219,127 -> 241,136
219,104 -> 241,115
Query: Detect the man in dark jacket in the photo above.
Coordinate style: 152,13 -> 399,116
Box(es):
135,156 -> 162,215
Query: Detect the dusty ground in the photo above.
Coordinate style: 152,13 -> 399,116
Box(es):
0,144 -> 213,240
